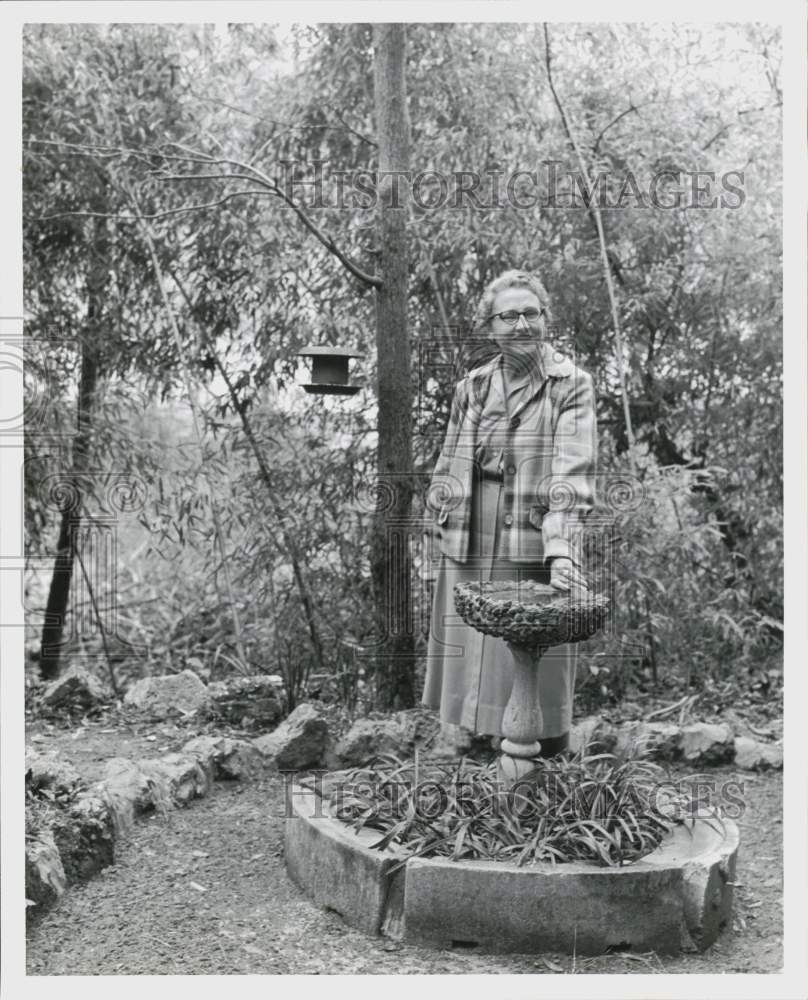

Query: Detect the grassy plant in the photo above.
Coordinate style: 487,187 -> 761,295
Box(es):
330,743 -> 719,869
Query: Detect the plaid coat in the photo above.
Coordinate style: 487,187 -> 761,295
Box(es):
426,342 -> 597,566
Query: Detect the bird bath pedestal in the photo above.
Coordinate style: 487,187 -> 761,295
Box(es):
453,580 -> 610,785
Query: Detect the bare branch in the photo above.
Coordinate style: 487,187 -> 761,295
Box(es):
28,189 -> 272,224
322,101 -> 378,148
701,104 -> 780,152
160,146 -> 380,285
154,172 -> 272,186
592,103 -> 639,155
189,90 -> 378,144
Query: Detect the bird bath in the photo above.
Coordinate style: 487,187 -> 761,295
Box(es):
453,580 -> 610,784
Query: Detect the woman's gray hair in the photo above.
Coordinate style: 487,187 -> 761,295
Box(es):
471,269 -> 553,331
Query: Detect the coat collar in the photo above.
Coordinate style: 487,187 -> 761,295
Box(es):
464,341 -> 574,385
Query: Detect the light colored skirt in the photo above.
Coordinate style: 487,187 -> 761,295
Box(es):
422,477 -> 576,738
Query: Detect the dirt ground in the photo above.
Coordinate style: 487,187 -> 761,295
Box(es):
26,717 -> 783,976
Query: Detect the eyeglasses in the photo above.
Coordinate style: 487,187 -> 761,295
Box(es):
487,307 -> 545,326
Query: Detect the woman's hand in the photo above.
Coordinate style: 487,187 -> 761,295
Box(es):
550,557 -> 589,593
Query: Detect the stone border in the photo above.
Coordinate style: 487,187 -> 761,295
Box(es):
25,701 -> 332,916
569,716 -> 782,771
284,782 -> 739,955
25,736 -> 262,916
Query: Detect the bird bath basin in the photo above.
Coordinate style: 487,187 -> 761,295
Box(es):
453,580 -> 610,783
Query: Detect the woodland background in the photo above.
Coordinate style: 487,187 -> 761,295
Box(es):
22,22 -> 783,720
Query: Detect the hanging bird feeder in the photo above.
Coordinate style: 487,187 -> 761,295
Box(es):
296,345 -> 363,396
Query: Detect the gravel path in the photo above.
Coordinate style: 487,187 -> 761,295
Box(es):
27,762 -> 782,975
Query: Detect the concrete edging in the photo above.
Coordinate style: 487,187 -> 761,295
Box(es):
284,782 -> 739,955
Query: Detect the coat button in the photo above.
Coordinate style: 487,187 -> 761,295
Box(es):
506,464 -> 516,476
509,416 -> 520,429
503,514 -> 513,527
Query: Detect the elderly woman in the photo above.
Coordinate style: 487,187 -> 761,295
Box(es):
422,269 -> 597,757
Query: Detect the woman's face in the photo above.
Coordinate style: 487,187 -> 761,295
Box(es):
487,287 -> 545,352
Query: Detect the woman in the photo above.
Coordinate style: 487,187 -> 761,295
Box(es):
422,269 -> 597,756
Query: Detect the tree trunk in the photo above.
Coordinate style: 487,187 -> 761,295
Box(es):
39,214 -> 107,679
371,24 -> 415,709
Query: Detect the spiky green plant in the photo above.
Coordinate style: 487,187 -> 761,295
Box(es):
329,742 -> 721,869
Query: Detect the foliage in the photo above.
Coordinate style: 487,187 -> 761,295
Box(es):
23,23 -> 782,712
576,462 -> 782,707
329,743 -> 718,868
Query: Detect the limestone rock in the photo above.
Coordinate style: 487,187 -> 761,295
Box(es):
101,757 -> 156,816
615,721 -> 681,761
41,665 -> 108,711
253,702 -> 329,770
25,829 -> 66,910
569,716 -> 619,756
124,669 -> 210,719
678,723 -> 734,766
394,709 -> 441,748
26,749 -> 84,801
733,736 -> 783,771
305,672 -> 340,704
569,716 -> 603,755
426,722 -> 496,760
140,752 -> 213,806
206,675 -> 283,729
332,717 -> 412,768
51,794 -> 115,884
183,735 -> 262,780
644,722 -> 682,760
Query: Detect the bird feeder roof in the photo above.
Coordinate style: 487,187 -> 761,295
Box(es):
297,345 -> 364,358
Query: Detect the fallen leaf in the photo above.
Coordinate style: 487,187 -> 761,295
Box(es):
191,850 -> 209,858
249,853 -> 264,861
30,734 -> 45,743
242,944 -> 264,956
540,957 -> 564,972
145,735 -> 157,742
189,881 -> 207,892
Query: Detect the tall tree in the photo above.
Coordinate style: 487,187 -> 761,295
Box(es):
38,209 -> 107,678
370,23 -> 415,708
